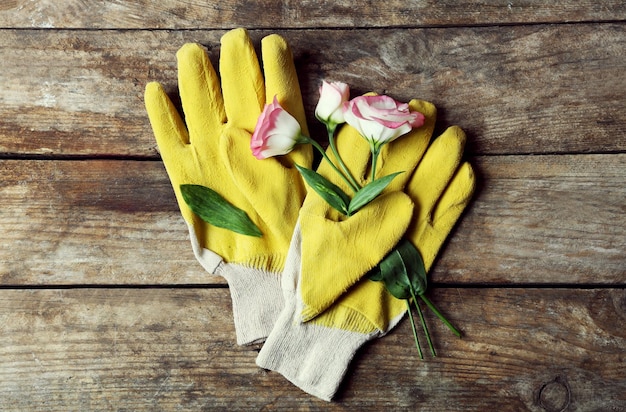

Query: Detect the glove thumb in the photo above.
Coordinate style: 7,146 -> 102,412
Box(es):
298,191 -> 414,322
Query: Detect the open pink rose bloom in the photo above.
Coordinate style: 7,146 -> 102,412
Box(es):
250,96 -> 302,159
343,95 -> 425,147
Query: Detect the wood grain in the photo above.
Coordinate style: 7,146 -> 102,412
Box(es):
1,155 -> 624,285
0,3 -> 624,410
438,153 -> 626,285
0,24 -> 624,157
0,287 -> 623,411
0,0 -> 624,29
0,159 -> 204,285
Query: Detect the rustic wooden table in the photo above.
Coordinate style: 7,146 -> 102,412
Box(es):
1,1 -> 625,411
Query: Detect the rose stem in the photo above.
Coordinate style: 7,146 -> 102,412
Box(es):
302,136 -> 359,193
326,127 -> 361,191
405,300 -> 423,359
370,147 -> 380,182
411,288 -> 436,357
419,294 -> 462,338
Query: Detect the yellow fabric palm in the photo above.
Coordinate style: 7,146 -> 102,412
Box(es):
257,102 -> 476,401
144,29 -> 312,345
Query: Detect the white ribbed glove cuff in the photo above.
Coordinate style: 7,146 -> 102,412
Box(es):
217,263 -> 283,345
256,305 -> 374,401
187,223 -> 283,345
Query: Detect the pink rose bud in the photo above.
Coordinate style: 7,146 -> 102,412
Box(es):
251,96 -> 304,160
343,95 -> 425,149
315,80 -> 350,127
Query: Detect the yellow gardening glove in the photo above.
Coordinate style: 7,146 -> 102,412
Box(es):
256,104 -> 476,401
144,28 -> 312,345
322,126 -> 475,333
297,99 -> 436,322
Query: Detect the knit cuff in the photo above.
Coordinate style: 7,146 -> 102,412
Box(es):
217,263 -> 283,345
187,223 -> 283,345
256,305 -> 373,401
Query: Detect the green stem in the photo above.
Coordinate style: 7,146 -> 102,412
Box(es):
301,136 -> 359,193
410,289 -> 436,357
419,294 -> 462,338
327,127 -> 361,191
370,146 -> 380,182
405,300 -> 423,359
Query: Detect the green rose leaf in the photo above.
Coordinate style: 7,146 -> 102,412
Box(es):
348,171 -> 403,215
180,184 -> 262,237
296,164 -> 350,215
371,238 -> 427,300
368,265 -> 383,282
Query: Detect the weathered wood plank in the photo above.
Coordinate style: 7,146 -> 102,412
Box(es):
437,153 -> 626,284
0,287 -> 623,410
0,159 -> 206,285
1,155 -> 624,285
0,0 -> 624,29
0,24 -> 624,157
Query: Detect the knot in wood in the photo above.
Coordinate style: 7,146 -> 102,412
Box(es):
537,375 -> 571,412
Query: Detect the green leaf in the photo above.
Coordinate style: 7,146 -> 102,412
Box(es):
368,239 -> 427,300
367,265 -> 383,282
180,184 -> 262,237
295,164 -> 350,215
348,172 -> 403,215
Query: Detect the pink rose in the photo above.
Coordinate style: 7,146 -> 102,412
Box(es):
342,95 -> 425,150
315,80 -> 350,127
251,96 -> 303,159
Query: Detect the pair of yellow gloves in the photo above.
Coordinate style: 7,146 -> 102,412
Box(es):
145,28 -> 475,401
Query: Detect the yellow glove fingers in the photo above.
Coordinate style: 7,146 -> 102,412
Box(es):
299,191 -> 414,322
145,81 -> 189,154
145,81 -> 198,223
220,28 -> 265,132
220,129 -> 305,250
261,34 -> 313,170
261,34 -> 308,135
177,43 -> 226,146
377,99 -> 436,192
406,126 -> 466,225
432,162 -> 475,223
412,161 -> 476,271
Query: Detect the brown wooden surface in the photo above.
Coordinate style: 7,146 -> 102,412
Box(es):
0,1 -> 625,410
0,0 -> 624,28
2,155 -> 624,286
2,25 -> 625,157
0,288 -> 625,411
